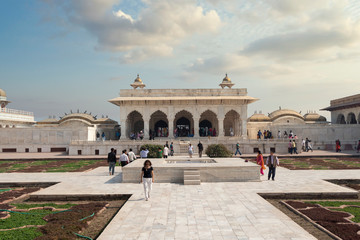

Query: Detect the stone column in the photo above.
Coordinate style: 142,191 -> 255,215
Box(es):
240,119 -> 247,139
144,117 -> 150,139
218,118 -> 224,137
168,117 -> 174,138
194,117 -> 200,138
120,120 -> 127,139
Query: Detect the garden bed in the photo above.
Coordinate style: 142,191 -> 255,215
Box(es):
0,160 -> 107,173
0,186 -> 128,239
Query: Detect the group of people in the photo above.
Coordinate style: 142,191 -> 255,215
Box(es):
256,150 -> 279,180
257,130 -> 273,139
174,126 -> 193,138
199,127 -> 217,137
301,138 -> 313,152
96,132 -> 106,141
288,140 -> 298,154
130,131 -> 144,140
107,148 -> 137,175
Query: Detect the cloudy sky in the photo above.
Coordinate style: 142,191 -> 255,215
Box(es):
1,0 -> 360,121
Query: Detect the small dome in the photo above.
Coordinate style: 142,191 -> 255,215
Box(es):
61,113 -> 95,122
248,113 -> 271,122
222,74 -> 231,82
269,109 -> 304,121
134,74 -> 143,83
0,89 -> 6,97
304,113 -> 327,122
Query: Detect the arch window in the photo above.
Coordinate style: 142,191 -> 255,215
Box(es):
336,114 -> 346,124
126,111 -> 144,138
174,110 -> 194,137
224,110 -> 240,136
149,110 -> 168,137
199,110 -> 218,137
347,112 -> 357,124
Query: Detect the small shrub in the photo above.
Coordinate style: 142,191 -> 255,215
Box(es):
140,144 -> 164,158
205,144 -> 232,158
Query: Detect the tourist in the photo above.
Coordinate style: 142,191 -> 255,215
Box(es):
165,141 -> 169,148
130,132 -> 136,140
302,139 -> 306,151
284,131 -> 288,138
128,148 -> 136,162
157,147 -> 163,158
163,145 -> 169,158
107,148 -> 116,175
140,148 -> 149,158
336,139 -> 341,152
213,128 -> 216,136
266,150 -> 279,181
305,138 -> 313,152
357,140 -> 360,153
256,150 -> 265,176
230,128 -> 234,136
292,140 -> 298,154
102,132 -> 106,141
234,142 -> 242,156
277,130 -> 281,139
288,140 -> 293,154
188,144 -> 194,158
140,160 -> 154,201
197,141 -> 204,158
139,131 -> 144,140
119,149 -> 129,167
170,142 -> 174,156
115,130 -> 120,140
96,131 -> 100,141
257,130 -> 262,139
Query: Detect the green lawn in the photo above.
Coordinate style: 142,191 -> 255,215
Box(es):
307,201 -> 360,223
45,160 -> 99,172
0,209 -> 51,229
308,201 -> 360,207
12,203 -> 76,209
0,227 -> 42,240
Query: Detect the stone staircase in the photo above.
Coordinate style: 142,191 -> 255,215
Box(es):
184,170 -> 201,185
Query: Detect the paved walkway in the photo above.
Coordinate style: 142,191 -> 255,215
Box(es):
1,156 -> 360,239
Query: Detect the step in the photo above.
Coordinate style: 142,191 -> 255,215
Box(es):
184,174 -> 200,180
184,170 -> 200,175
184,179 -> 201,185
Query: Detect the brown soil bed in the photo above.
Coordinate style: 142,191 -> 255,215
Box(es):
1,188 -> 128,239
0,160 -> 107,173
284,200 -> 360,240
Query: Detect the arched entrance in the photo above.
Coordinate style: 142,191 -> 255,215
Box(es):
224,110 -> 240,136
347,113 -> 357,124
199,110 -> 218,136
149,110 -> 168,137
336,114 -> 346,124
126,111 -> 144,138
174,110 -> 194,137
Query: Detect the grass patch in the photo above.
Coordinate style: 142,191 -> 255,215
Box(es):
312,166 -> 329,170
29,160 -> 53,166
307,201 -> 360,207
0,209 -> 51,229
0,188 -> 12,193
12,203 -> 76,209
45,160 -> 99,172
332,207 -> 360,223
0,227 -> 42,240
6,163 -> 28,172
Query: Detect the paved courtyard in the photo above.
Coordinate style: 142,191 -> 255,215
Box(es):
1,155 -> 360,239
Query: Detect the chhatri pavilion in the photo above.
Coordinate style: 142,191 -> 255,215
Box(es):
109,74 -> 258,139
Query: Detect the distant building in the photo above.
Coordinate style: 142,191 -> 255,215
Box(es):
322,94 -> 360,124
0,88 -> 35,128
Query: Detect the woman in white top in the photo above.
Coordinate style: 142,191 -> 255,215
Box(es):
188,144 -> 193,158
163,145 -> 169,158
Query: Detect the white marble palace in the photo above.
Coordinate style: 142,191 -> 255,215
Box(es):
109,74 -> 258,139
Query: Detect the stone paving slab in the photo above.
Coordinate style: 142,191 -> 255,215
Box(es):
0,160 -> 360,239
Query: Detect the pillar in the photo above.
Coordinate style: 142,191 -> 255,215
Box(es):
168,117 -> 174,138
218,118 -> 224,137
241,119 -> 247,139
120,120 -> 127,139
144,117 -> 150,139
194,117 -> 199,138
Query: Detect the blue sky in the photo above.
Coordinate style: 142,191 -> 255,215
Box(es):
1,0 -> 360,121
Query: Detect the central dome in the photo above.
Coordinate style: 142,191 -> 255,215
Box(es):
134,74 -> 143,83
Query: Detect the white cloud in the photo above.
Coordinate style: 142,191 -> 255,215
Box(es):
47,0 -> 221,62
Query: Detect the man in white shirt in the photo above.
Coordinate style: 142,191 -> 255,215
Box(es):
119,150 -> 129,167
140,148 -> 149,158
163,145 -> 169,158
128,148 -> 136,162
266,151 -> 279,181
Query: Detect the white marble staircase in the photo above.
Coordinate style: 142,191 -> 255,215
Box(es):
184,170 -> 201,185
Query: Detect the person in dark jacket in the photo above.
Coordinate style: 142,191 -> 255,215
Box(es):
107,148 -> 117,175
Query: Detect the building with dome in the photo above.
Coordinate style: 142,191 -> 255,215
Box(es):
0,88 -> 35,128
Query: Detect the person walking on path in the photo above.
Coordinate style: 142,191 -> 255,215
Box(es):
256,150 -> 266,175
288,140 -> 293,154
336,139 -> 341,152
234,142 -> 242,156
170,142 -> 174,156
292,140 -> 298,154
357,140 -> 360,153
107,148 -> 116,175
140,148 -> 149,158
140,160 -> 154,201
128,148 -> 136,162
197,141 -> 204,158
266,151 -> 279,181
163,145 -> 169,158
188,144 -> 194,158
119,150 -> 129,167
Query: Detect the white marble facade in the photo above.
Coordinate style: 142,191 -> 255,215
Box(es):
109,88 -> 258,139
